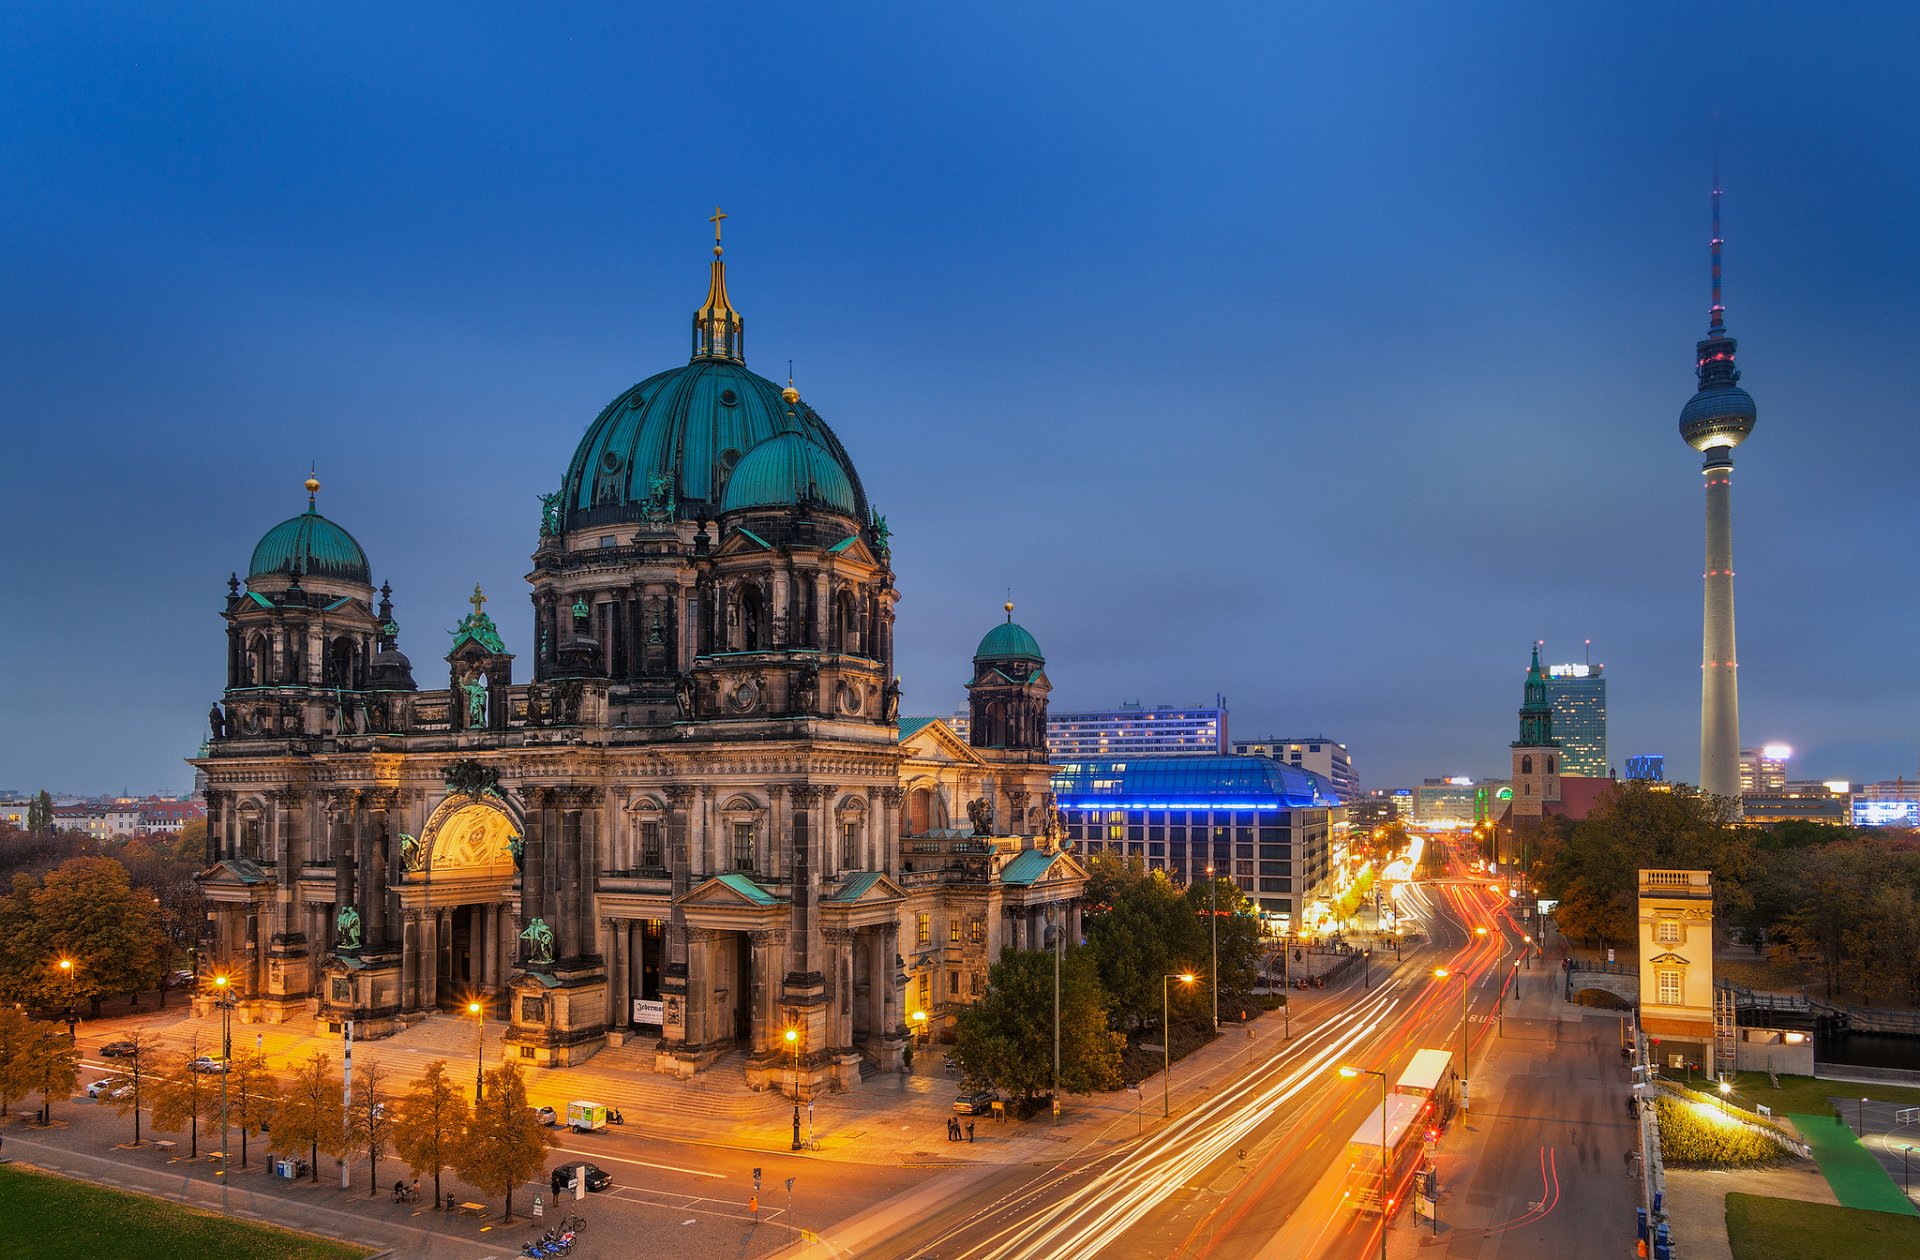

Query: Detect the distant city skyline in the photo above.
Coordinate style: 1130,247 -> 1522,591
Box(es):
2,8 -> 1917,794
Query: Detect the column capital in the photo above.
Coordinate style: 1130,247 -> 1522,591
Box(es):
822,927 -> 857,945
687,927 -> 724,944
748,928 -> 789,947
664,784 -> 697,805
787,784 -> 826,807
879,786 -> 905,807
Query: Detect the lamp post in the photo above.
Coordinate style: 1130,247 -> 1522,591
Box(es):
1162,973 -> 1196,1117
56,958 -> 78,1042
1339,1065 -> 1390,1260
1901,1145 -> 1913,1195
1205,866 -> 1219,1032
1523,935 -> 1533,969
785,1026 -> 803,1151
467,1000 -> 485,1103
213,973 -> 234,1177
1046,910 -> 1061,1126
1718,1077 -> 1732,1115
1436,966 -> 1469,1112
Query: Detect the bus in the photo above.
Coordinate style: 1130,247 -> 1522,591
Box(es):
1394,1047 -> 1457,1124
1344,1093 -> 1424,1214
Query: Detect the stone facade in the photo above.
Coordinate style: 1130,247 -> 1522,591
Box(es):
193,237 -> 1084,1094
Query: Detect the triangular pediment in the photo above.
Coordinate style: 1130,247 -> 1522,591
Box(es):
900,718 -> 985,767
715,528 -> 774,556
680,872 -> 788,908
822,870 -> 907,904
196,857 -> 274,887
1648,951 -> 1689,965
825,534 -> 878,564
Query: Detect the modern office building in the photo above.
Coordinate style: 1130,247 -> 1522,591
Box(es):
1679,178 -> 1758,801
1047,701 -> 1229,760
1348,793 -> 1398,830
1624,754 -> 1666,782
1052,756 -> 1338,922
1411,779 -> 1506,826
1741,785 -> 1847,825
1852,779 -> 1920,828
1738,744 -> 1790,794
1544,663 -> 1607,777
1231,737 -> 1358,802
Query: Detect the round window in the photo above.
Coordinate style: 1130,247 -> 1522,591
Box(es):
720,389 -> 739,407
600,451 -> 623,473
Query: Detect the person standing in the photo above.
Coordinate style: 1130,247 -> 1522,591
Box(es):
966,1119 -> 975,1143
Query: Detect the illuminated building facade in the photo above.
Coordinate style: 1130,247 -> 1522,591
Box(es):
1738,744 -> 1790,794
1047,702 -> 1228,759
1624,754 -> 1665,782
1052,756 -> 1337,920
191,226 -> 1083,1089
1231,737 -> 1359,803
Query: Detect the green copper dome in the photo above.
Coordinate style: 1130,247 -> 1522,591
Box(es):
720,432 -> 858,516
975,620 -> 1044,664
249,504 -> 371,586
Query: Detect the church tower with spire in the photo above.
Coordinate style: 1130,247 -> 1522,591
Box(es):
1679,175 -> 1757,801
1510,644 -> 1561,821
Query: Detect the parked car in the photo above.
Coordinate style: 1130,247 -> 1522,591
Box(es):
953,1090 -> 998,1115
549,1161 -> 612,1194
535,1105 -> 558,1126
189,1056 -> 228,1074
165,970 -> 195,988
87,1077 -> 132,1100
99,1040 -> 138,1059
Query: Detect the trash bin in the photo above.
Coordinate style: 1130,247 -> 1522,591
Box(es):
1636,1208 -> 1648,1240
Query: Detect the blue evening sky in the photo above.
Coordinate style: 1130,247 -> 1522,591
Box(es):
2,4 -> 1915,794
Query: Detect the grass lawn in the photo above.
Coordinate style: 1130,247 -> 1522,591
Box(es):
1724,1072 -> 1920,1117
0,1164 -> 373,1260
1726,1192 -> 1920,1260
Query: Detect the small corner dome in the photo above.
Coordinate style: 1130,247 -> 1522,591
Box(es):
248,507 -> 372,586
975,620 -> 1044,664
719,432 -> 859,516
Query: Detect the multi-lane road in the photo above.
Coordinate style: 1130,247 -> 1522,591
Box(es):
844,867 -> 1529,1260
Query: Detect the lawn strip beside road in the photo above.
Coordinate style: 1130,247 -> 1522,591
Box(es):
0,1163 -> 373,1260
1787,1113 -> 1918,1215
1723,1072 -> 1920,1117
1725,1192 -> 1920,1260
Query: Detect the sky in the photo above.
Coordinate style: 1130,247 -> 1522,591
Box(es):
2,4 -> 1916,796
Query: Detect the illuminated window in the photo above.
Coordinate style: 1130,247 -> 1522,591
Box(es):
968,918 -> 985,944
949,919 -> 961,944
916,913 -> 931,946
1656,920 -> 1680,945
1657,971 -> 1682,1005
916,973 -> 930,1008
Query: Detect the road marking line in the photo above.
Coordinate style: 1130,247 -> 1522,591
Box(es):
550,1145 -> 724,1179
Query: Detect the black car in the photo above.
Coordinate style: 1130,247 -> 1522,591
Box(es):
550,1162 -> 612,1194
99,1040 -> 138,1059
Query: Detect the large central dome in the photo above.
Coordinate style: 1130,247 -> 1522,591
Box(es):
560,359 -> 868,531
556,233 -> 867,533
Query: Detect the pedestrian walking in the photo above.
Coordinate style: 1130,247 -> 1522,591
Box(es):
966,1119 -> 975,1143
946,1116 -> 959,1141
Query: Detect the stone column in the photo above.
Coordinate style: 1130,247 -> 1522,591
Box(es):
879,787 -> 904,874
522,789 -> 549,949
749,929 -> 785,1052
605,917 -> 625,1029
685,928 -> 720,1048
823,927 -> 856,1050
557,796 -> 583,963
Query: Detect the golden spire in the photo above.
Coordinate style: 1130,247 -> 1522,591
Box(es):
692,206 -> 743,362
305,472 -> 321,510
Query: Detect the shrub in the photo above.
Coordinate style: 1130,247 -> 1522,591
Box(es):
1654,1095 -> 1788,1168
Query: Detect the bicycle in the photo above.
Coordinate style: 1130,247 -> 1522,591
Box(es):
557,1214 -> 587,1234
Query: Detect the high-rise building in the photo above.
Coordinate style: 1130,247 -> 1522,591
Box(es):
1680,176 -> 1757,799
1738,744 -> 1790,794
1544,663 -> 1607,777
1046,701 -> 1228,760
1231,737 -> 1358,802
1624,754 -> 1666,782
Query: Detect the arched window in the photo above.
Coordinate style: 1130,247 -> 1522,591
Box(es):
246,634 -> 269,685
835,589 -> 859,655
328,636 -> 355,688
1521,755 -> 1533,775
1547,755 -> 1556,774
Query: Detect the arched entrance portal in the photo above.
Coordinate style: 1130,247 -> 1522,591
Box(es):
401,793 -> 521,1013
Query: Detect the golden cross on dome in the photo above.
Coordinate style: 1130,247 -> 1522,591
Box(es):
709,206 -> 727,254
469,584 -> 487,617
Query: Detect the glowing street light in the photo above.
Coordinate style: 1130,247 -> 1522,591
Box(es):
1162,973 -> 1196,1117
1435,966 -> 1471,1112
467,999 -> 485,1103
784,1025 -> 806,1151
212,973 -> 236,1177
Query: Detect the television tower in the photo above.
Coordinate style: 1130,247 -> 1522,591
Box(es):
1678,174 -> 1756,800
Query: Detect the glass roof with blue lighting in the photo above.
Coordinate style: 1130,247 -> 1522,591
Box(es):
1051,756 -> 1338,810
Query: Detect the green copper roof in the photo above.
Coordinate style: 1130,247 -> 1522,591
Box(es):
897,716 -> 937,742
720,432 -> 858,516
1000,850 -> 1058,886
975,620 -> 1044,663
559,359 -> 868,531
716,872 -> 783,905
248,507 -> 371,586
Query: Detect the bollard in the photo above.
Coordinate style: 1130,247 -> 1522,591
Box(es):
1636,1207 -> 1648,1240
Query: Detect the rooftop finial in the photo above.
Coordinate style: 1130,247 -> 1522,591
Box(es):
305,467 -> 321,510
469,583 -> 487,617
692,207 -> 744,362
1004,596 -> 1015,622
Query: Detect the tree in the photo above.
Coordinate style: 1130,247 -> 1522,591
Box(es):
1534,783 -> 1750,946
1183,875 -> 1263,1015
454,1061 -> 556,1220
108,1029 -> 164,1146
32,857 -> 169,1013
0,1006 -> 36,1117
226,1049 -> 282,1168
349,1059 -> 395,1195
149,1038 -> 216,1157
952,946 -> 1124,1103
27,791 -> 53,838
1083,856 -> 1207,1030
392,1059 -> 471,1209
28,1021 -> 79,1125
272,1051 -> 346,1182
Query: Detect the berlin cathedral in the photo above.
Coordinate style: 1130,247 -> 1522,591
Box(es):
194,222 -> 1086,1091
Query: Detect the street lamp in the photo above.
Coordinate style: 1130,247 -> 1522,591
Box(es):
1338,1065 -> 1390,1260
1718,1077 -> 1732,1115
467,999 -> 485,1103
56,958 -> 77,1042
1435,966 -> 1470,1112
785,1026 -> 803,1151
213,973 -> 235,1177
1046,910 -> 1062,1126
1162,973 -> 1196,1117
1205,866 -> 1219,1031
1901,1144 -> 1913,1195
1523,935 -> 1533,970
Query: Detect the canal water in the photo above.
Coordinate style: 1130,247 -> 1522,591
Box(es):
1818,1031 -> 1920,1073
